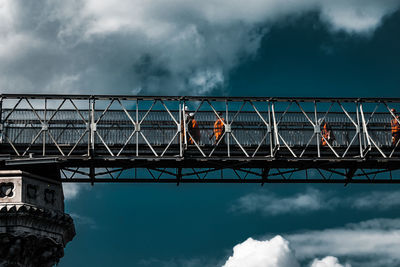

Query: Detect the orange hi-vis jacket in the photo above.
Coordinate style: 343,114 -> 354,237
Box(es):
391,116 -> 400,135
214,118 -> 225,141
391,116 -> 400,144
188,119 -> 200,144
321,123 -> 329,146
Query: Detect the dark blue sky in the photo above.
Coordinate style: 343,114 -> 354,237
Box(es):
59,9 -> 400,267
228,11 -> 400,98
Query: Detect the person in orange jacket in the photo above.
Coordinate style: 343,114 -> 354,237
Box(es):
187,113 -> 200,145
209,112 -> 225,145
320,119 -> 335,146
391,109 -> 400,146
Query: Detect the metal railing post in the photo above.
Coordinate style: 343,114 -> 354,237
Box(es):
226,100 -> 230,157
314,101 -> 320,158
43,98 -> 47,156
136,99 -> 139,157
183,100 -> 187,150
90,97 -> 95,158
0,97 -> 3,144
268,101 -> 273,157
179,101 -> 183,157
356,101 -> 363,157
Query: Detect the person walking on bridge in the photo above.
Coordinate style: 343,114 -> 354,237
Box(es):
188,113 -> 200,145
209,112 -> 225,145
320,119 -> 335,147
391,109 -> 400,146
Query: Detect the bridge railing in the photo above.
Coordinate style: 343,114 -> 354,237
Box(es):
1,95 -> 400,159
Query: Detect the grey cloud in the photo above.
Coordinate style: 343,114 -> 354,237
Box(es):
350,190 -> 400,210
62,183 -> 90,200
231,188 -> 400,216
0,0 -> 399,95
230,188 -> 337,215
345,217 -> 400,230
69,213 -> 98,229
138,257 -> 220,267
139,218 -> 400,267
287,217 -> 400,266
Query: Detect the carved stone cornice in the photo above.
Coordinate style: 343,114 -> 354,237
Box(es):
0,204 -> 75,267
0,170 -> 76,267
0,204 -> 75,246
0,232 -> 63,267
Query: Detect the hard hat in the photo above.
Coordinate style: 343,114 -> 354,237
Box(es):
189,112 -> 195,117
184,106 -> 189,111
391,108 -> 396,113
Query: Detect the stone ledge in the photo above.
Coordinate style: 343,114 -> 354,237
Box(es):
0,204 -> 75,246
0,170 -> 60,186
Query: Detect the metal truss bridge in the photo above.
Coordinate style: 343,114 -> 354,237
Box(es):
1,94 -> 400,184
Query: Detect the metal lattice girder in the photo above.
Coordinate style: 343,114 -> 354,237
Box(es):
58,165 -> 400,184
2,94 -> 400,183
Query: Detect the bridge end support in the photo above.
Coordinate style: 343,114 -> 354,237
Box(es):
261,168 -> 270,186
0,170 -> 75,267
344,168 -> 357,186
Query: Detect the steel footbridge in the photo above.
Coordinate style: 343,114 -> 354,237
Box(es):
1,94 -> 400,184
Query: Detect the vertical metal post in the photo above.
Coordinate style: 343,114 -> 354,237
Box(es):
179,101 -> 182,157
87,98 -> 90,156
43,98 -> 47,156
90,165 -> 95,186
90,97 -> 95,157
177,167 -> 182,186
268,101 -> 273,157
314,101 -> 320,158
0,97 -> 3,144
226,100 -> 230,157
356,101 -> 363,157
89,97 -> 95,185
136,99 -> 139,157
261,168 -> 270,186
183,100 -> 187,149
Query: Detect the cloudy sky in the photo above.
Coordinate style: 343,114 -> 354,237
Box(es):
1,0 -> 399,96
2,0 -> 400,266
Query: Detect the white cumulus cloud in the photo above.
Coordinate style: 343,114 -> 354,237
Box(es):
140,217 -> 400,267
223,235 -> 300,267
223,217 -> 400,267
222,235 -> 351,267
310,256 -> 350,267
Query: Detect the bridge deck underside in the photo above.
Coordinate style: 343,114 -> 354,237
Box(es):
0,144 -> 398,160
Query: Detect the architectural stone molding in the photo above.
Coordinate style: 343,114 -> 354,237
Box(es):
0,171 -> 75,267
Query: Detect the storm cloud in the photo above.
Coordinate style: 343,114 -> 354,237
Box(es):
1,0 -> 399,95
